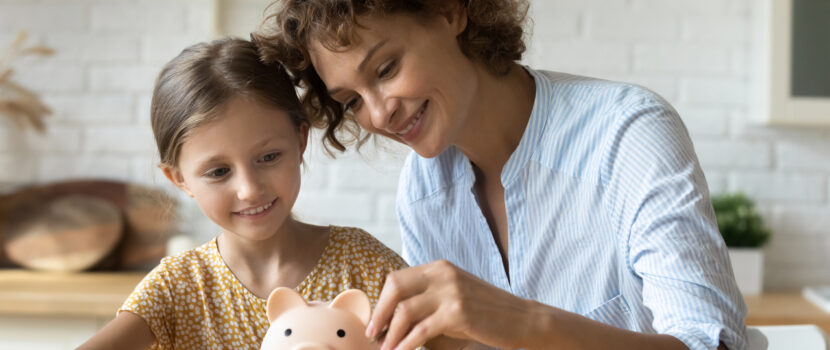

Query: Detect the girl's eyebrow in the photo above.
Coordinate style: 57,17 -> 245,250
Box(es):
252,136 -> 274,148
193,154 -> 225,167
192,137 -> 275,167
326,39 -> 389,96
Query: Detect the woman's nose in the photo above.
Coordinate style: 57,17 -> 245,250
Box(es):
365,92 -> 399,132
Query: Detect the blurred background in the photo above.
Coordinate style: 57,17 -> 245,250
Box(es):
0,0 -> 828,348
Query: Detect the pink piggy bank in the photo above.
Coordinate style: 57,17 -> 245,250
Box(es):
260,287 -> 380,350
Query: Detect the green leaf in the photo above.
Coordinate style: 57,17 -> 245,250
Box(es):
711,192 -> 771,247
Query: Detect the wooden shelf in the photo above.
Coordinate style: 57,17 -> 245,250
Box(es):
0,269 -> 146,318
745,292 -> 830,334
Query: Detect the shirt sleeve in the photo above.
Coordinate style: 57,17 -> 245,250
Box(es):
601,92 -> 747,350
118,259 -> 175,349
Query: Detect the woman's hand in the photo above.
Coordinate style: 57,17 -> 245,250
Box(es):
367,259 -> 541,350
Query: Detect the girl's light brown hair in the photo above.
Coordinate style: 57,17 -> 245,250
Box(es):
252,0 -> 529,154
151,37 -> 305,167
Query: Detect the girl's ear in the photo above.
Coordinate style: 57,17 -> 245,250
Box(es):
266,287 -> 308,323
160,164 -> 193,197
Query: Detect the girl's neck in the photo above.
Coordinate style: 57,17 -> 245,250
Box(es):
217,218 -> 330,298
455,63 -> 536,180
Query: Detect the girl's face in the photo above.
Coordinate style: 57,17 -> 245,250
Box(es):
163,95 -> 308,242
308,11 -> 478,158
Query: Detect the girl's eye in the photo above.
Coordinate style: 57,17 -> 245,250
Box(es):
261,152 -> 280,162
206,168 -> 229,178
378,60 -> 396,78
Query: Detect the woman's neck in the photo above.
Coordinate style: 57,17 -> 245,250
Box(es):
455,63 -> 536,180
217,219 -> 329,298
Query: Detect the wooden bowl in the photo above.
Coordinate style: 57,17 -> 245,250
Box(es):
2,194 -> 123,272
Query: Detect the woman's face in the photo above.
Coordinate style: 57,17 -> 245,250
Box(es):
164,95 -> 308,242
308,11 -> 478,158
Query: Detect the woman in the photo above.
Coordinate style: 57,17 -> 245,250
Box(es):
253,1 -> 747,349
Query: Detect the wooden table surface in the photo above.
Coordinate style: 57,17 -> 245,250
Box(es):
0,269 -> 146,318
745,292 -> 830,334
1,269 -> 829,335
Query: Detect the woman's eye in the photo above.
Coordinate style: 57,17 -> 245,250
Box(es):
378,60 -> 396,78
206,168 -> 229,178
344,96 -> 362,112
261,152 -> 280,162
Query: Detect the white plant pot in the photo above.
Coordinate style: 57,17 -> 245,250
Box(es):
728,248 -> 764,295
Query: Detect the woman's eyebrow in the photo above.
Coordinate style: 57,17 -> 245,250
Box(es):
327,39 -> 389,96
357,39 -> 388,72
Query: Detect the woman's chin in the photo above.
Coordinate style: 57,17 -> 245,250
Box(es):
412,143 -> 445,159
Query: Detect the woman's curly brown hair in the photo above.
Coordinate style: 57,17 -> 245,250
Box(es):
252,0 -> 529,154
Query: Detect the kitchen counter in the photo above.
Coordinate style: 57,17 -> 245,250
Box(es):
1,269 -> 828,337
0,269 -> 145,318
745,292 -> 830,334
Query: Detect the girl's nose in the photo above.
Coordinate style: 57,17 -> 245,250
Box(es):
236,169 -> 265,202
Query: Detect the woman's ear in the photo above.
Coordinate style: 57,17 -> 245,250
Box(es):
441,1 -> 468,36
160,164 -> 193,198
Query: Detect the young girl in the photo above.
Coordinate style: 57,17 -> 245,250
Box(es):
78,38 -> 406,350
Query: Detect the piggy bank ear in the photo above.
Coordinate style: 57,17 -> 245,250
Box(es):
266,287 -> 307,323
329,289 -> 371,325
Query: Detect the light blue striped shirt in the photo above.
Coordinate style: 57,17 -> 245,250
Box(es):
396,68 -> 747,350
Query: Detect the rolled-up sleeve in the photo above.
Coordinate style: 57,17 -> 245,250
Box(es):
602,93 -> 747,350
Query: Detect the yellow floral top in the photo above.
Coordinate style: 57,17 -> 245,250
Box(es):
119,226 -> 406,350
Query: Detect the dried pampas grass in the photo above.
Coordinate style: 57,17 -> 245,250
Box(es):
0,31 -> 55,132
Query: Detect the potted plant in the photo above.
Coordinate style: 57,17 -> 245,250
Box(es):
711,192 -> 771,295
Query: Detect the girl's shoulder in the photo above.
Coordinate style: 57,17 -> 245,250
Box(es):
325,226 -> 407,268
158,238 -> 217,267
149,238 -> 224,284
301,226 -> 406,305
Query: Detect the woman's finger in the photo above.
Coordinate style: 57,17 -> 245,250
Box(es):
368,265 -> 429,338
391,313 -> 447,350
380,292 -> 438,350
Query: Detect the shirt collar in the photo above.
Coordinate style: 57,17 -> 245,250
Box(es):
500,66 -> 549,186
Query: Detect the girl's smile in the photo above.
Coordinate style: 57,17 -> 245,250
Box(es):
234,198 -> 276,218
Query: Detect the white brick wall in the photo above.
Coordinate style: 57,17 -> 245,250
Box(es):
1,0 -> 829,293
0,3 -> 87,32
0,0 -> 219,245
91,2 -> 187,33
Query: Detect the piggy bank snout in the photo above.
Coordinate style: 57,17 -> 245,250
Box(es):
292,343 -> 333,350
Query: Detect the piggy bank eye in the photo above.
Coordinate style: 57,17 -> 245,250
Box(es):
337,329 -> 345,338
284,328 -> 292,337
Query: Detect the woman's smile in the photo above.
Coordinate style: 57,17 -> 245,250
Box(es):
396,100 -> 428,142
